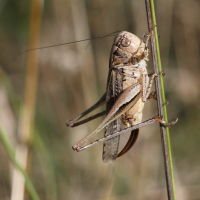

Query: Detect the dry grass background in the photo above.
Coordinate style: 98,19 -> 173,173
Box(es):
0,0 -> 200,199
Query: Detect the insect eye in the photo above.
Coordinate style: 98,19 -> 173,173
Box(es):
115,36 -> 122,46
121,38 -> 131,47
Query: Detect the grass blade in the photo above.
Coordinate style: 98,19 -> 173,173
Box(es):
0,125 -> 40,200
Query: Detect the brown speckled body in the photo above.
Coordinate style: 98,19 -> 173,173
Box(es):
103,31 -> 149,164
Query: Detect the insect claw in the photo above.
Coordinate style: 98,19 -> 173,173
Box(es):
72,146 -> 81,152
72,144 -> 79,151
163,99 -> 169,106
158,70 -> 165,76
66,122 -> 73,127
148,91 -> 157,100
154,70 -> 165,77
76,147 -> 81,152
148,72 -> 154,77
141,33 -> 148,40
150,24 -> 157,31
156,116 -> 178,127
66,117 -> 79,127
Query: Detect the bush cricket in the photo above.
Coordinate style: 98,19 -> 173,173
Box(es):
66,31 -> 177,164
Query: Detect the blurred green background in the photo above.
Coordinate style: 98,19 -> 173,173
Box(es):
0,0 -> 200,199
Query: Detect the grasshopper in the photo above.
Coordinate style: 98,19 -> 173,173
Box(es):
66,31 -> 177,164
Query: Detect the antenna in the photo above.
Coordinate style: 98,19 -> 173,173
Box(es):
19,31 -> 121,56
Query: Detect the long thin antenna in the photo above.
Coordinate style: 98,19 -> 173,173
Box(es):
19,31 -> 121,55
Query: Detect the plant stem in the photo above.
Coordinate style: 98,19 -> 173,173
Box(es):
12,0 -> 43,199
0,125 -> 40,200
145,1 -> 176,200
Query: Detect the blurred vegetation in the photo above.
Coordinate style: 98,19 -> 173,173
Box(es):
0,0 -> 200,200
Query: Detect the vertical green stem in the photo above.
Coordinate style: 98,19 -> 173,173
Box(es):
149,1 -> 176,199
150,1 -> 169,122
